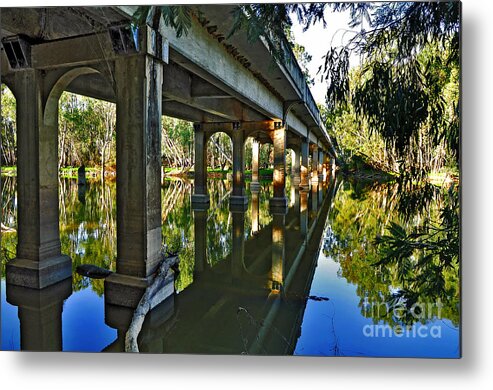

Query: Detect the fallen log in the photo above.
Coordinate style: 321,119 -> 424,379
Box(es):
125,253 -> 179,352
76,264 -> 113,279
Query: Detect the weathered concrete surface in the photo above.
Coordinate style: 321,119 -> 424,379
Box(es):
300,139 -> 310,191
311,145 -> 319,184
269,125 -> 288,214
192,125 -> 210,208
6,68 -> 72,289
113,54 -> 163,279
291,148 -> 301,186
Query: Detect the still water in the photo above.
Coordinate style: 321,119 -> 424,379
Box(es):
0,175 -> 459,356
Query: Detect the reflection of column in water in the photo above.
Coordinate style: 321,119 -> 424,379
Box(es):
318,182 -> 323,206
193,209 -> 207,275
271,213 -> 286,292
231,210 -> 246,280
311,181 -> 318,215
78,183 -> 87,204
251,190 -> 260,234
6,278 -> 72,351
300,190 -> 309,239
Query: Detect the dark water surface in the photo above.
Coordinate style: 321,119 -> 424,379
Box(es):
1,175 -> 459,356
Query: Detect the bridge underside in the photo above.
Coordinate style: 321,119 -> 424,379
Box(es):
1,6 -> 337,317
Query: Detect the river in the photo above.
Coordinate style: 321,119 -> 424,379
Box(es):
0,174 -> 459,356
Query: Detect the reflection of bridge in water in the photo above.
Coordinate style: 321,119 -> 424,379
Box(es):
6,175 -> 338,353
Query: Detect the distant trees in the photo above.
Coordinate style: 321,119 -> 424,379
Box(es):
58,92 -> 116,172
161,116 -> 194,172
0,85 -> 16,166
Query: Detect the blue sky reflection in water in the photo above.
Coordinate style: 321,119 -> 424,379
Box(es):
1,176 -> 459,356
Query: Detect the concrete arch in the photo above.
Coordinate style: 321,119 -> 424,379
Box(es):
43,66 -> 111,126
1,78 -> 17,100
206,130 -> 233,171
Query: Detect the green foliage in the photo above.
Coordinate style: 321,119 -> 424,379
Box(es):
162,116 -> 194,172
58,92 -> 116,169
133,5 -> 192,36
374,184 -> 459,310
326,2 -> 460,175
1,85 -> 17,166
328,179 -> 459,327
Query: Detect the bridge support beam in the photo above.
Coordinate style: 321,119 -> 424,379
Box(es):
250,139 -> 260,192
318,150 -> 324,181
269,124 -> 288,214
6,69 -> 72,289
291,148 -> 301,186
105,53 -> 170,309
300,139 -> 310,191
230,125 -> 248,211
191,124 -> 210,209
311,145 -> 319,184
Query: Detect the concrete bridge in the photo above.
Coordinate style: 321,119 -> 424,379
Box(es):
1,6 -> 336,312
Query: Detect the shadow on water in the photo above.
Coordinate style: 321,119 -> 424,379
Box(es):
1,173 -> 459,356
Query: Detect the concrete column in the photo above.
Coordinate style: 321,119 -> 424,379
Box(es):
318,150 -> 324,180
271,213 -> 286,292
269,125 -> 288,214
250,139 -> 260,191
300,139 -> 310,191
105,53 -> 169,309
6,69 -> 71,289
230,126 -> 248,211
191,124 -> 210,209
251,189 -> 260,234
193,209 -> 207,276
318,181 -> 323,206
322,153 -> 328,179
291,148 -> 301,186
311,145 -> 319,184
6,278 -> 72,351
231,210 -> 246,280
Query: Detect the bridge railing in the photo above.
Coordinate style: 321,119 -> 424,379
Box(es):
279,36 -> 321,127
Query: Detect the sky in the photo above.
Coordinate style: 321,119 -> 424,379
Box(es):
291,8 -> 358,105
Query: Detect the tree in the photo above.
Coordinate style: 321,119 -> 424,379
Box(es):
0,85 -> 17,166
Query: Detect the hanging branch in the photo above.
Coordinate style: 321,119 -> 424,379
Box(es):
125,252 -> 179,352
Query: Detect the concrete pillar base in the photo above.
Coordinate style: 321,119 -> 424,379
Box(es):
250,181 -> 261,192
104,271 -> 174,309
229,195 -> 249,212
6,255 -> 72,289
269,197 -> 288,215
191,194 -> 210,210
292,176 -> 301,186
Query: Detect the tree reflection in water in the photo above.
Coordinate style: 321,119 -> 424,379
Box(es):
326,178 -> 459,328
